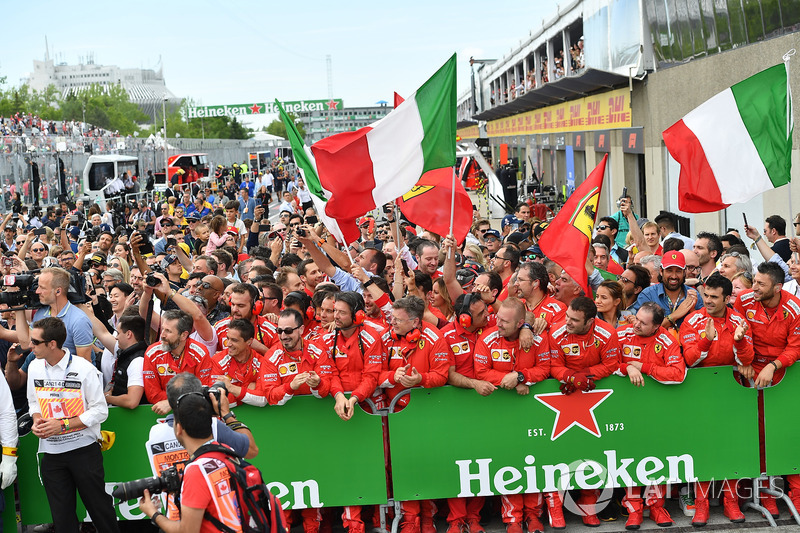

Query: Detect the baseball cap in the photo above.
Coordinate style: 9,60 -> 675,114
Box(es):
463,259 -> 485,274
661,251 -> 686,269
484,229 -> 501,240
90,253 -> 107,266
506,232 -> 527,246
532,222 -> 550,239
456,268 -> 478,289
185,214 -> 199,222
69,227 -> 80,239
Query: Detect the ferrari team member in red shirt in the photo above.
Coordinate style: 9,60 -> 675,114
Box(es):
262,309 -> 330,406
513,262 -> 566,329
548,296 -> 620,527
312,292 -> 384,533
262,309 -> 330,533
210,318 -> 267,407
143,309 -> 214,414
733,261 -> 800,516
215,283 -> 279,353
474,298 -> 551,533
616,302 -> 685,529
441,293 -> 493,533
381,296 -> 450,533
680,274 -> 753,526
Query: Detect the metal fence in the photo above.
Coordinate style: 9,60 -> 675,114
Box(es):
0,134 -> 289,210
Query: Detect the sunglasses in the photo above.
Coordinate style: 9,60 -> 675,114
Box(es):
30,338 -> 46,346
276,326 -> 300,335
596,225 -> 610,231
31,248 -> 46,252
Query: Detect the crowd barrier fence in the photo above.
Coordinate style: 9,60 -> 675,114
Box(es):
7,366 -> 797,527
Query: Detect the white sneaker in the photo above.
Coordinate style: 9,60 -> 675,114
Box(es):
679,486 -> 696,517
32,525 -> 54,533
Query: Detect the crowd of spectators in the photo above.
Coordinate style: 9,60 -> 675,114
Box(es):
1,158 -> 799,531
0,112 -> 118,138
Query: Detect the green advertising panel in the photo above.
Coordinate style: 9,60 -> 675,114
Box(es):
762,368 -> 800,476
12,397 -> 387,524
186,99 -> 344,119
388,369 -> 759,502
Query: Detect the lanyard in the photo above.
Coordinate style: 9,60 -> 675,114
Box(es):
44,353 -> 73,382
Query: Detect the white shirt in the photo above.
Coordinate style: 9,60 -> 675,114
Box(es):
783,279 -> 800,298
190,328 -> 218,360
297,187 -> 312,203
0,374 -> 18,450
27,350 -> 108,454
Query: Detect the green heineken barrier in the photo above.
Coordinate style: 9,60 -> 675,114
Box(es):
762,367 -> 800,476
388,368 -> 760,502
12,396 -> 387,524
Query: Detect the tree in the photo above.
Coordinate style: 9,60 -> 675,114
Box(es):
265,112 -> 305,139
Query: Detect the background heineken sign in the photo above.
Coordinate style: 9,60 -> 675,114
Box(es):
187,99 -> 344,119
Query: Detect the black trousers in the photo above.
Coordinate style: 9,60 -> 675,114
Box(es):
40,442 -> 120,533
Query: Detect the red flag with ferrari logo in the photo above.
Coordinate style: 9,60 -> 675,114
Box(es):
538,154 -> 608,296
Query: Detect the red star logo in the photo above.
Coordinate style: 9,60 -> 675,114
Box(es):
326,99 -> 339,110
249,103 -> 262,114
535,389 -> 613,441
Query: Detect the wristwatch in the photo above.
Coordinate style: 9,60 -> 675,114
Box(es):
363,278 -> 375,288
521,323 -> 533,330
222,412 -> 236,422
516,371 -> 525,384
151,511 -> 162,527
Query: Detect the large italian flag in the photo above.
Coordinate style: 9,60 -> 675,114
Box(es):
662,63 -> 793,213
310,54 -> 457,222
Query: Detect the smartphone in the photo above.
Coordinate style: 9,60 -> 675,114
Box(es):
255,199 -> 262,206
136,231 -> 154,256
742,213 -> 749,228
69,214 -> 79,223
259,224 -> 271,233
305,215 -> 318,225
621,187 -> 628,199
401,258 -> 410,276
34,228 -> 48,237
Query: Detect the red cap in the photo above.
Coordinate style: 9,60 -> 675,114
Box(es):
661,251 -> 685,269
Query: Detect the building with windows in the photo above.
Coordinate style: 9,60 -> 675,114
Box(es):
26,51 -> 181,124
459,0 -> 800,235
298,104 -> 392,144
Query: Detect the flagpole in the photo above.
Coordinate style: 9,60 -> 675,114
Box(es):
448,166 -> 456,259
784,49 -> 796,226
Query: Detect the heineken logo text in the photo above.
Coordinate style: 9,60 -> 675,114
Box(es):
455,451 -> 697,497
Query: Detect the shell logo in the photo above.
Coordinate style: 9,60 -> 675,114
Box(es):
279,367 -> 287,375
157,365 -> 166,375
562,346 -> 570,354
491,350 -> 501,360
623,347 -> 631,355
747,310 -> 755,320
452,344 -> 461,354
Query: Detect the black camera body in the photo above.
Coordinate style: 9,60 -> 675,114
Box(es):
145,265 -> 165,288
112,464 -> 182,501
0,274 -> 41,309
203,381 -> 228,411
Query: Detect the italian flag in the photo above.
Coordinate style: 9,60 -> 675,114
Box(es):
276,102 -> 360,244
309,54 -> 456,223
662,63 -> 793,213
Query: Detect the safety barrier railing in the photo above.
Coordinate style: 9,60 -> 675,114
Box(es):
6,366 -> 800,528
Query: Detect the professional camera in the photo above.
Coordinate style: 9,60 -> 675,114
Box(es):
145,265 -> 165,288
295,228 -> 307,237
112,464 -> 182,501
0,274 -> 41,309
203,381 -> 228,413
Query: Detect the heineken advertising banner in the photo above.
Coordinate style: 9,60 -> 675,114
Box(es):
389,368 -> 760,502
763,369 -> 800,476
186,99 -> 344,119
14,397 -> 387,523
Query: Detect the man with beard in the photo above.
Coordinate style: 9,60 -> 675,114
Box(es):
492,245 -> 520,301
143,309 -> 214,414
214,283 -> 279,353
633,251 -> 703,329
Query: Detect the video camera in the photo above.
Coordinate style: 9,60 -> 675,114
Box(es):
112,381 -> 228,501
0,274 -> 40,309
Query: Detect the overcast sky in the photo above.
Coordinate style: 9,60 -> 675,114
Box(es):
3,0 -> 562,128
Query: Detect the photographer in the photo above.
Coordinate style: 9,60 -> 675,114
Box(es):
138,389 -> 247,532
26,317 -> 120,533
3,267 -> 94,392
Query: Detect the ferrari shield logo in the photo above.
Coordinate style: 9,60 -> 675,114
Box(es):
567,186 -> 600,239
654,344 -> 662,354
401,185 -> 434,201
